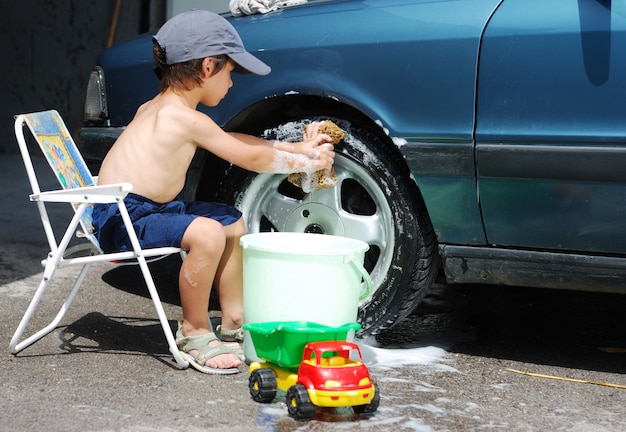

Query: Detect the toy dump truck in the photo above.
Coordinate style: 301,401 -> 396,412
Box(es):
243,321 -> 379,420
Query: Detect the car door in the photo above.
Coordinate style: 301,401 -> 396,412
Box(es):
475,0 -> 626,254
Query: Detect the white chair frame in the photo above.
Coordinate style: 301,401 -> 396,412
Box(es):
10,110 -> 189,368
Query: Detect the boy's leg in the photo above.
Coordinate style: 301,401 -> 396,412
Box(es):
214,217 -> 245,339
179,217 -> 241,369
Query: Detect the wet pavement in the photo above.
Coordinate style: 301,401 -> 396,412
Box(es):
1,153 -> 625,431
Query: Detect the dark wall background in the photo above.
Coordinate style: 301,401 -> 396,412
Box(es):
0,0 -> 166,153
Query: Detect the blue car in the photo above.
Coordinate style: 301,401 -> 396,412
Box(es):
78,0 -> 626,335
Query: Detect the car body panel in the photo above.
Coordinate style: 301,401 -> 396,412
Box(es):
77,0 -> 626,296
220,0 -> 498,139
476,0 -> 626,253
97,39 -> 158,127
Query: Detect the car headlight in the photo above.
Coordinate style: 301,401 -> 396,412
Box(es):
84,66 -> 108,122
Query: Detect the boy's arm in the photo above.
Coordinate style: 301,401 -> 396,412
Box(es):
228,122 -> 331,158
231,135 -> 335,174
185,110 -> 334,174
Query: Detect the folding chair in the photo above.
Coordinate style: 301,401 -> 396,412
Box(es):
10,109 -> 190,368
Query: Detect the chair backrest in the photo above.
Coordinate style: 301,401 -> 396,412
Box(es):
18,110 -> 101,251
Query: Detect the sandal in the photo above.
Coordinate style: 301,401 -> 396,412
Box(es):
216,325 -> 244,342
176,324 -> 241,375
216,325 -> 244,351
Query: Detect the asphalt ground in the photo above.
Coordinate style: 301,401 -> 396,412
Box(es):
1,153 -> 625,432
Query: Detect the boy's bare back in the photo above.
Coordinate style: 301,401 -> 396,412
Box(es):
97,93 -> 204,203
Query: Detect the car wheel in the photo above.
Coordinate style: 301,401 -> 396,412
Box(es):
286,384 -> 316,420
214,117 -> 439,335
249,368 -> 277,403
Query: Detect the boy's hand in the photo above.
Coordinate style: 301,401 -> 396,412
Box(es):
269,121 -> 336,174
272,122 -> 335,165
313,143 -> 335,173
303,121 -> 324,140
301,121 -> 335,163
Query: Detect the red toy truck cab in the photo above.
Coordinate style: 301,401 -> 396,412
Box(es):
298,341 -> 376,408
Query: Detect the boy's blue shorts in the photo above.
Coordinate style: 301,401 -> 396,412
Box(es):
91,193 -> 242,252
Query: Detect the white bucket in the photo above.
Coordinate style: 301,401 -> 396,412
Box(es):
240,232 -> 372,362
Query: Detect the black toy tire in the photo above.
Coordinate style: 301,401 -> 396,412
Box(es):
249,368 -> 277,403
352,382 -> 380,414
286,384 -> 316,421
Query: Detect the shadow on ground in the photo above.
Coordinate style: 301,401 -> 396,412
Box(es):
60,313 -> 172,357
375,282 -> 626,375
100,254 -> 221,310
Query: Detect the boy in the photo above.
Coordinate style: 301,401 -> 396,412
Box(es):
92,10 -> 334,374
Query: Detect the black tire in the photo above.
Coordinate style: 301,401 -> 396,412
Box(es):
352,382 -> 380,414
212,117 -> 439,336
249,368 -> 277,403
286,384 -> 316,421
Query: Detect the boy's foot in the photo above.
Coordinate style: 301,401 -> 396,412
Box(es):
176,327 -> 242,375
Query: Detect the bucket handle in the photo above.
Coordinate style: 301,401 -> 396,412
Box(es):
347,255 -> 372,301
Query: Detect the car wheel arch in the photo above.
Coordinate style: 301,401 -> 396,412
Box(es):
198,94 -> 420,200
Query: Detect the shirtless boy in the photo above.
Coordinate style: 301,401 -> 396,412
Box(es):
92,10 -> 334,374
